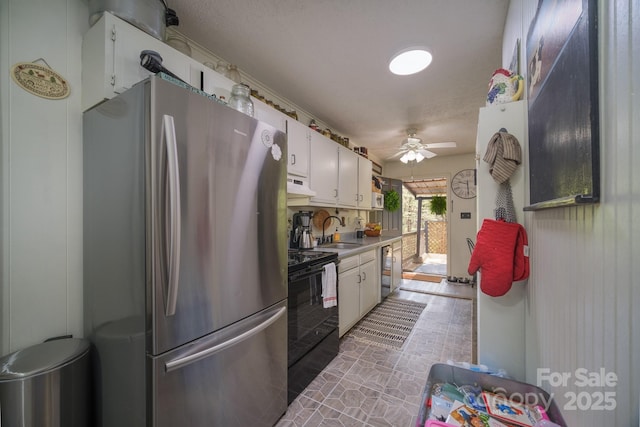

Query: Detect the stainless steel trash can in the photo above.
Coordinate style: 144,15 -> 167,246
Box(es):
0,337 -> 91,427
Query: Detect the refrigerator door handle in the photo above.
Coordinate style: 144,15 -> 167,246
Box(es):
164,306 -> 286,373
162,114 -> 181,317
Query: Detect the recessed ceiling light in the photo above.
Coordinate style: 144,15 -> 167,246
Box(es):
389,48 -> 433,76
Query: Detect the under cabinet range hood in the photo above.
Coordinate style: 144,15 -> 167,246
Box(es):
287,175 -> 316,197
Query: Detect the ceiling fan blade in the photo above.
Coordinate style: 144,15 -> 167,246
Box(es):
418,149 -> 438,159
423,142 -> 457,149
387,150 -> 406,159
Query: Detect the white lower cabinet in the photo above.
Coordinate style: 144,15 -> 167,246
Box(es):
338,249 -> 379,337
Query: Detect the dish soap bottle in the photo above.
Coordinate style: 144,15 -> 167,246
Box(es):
333,228 -> 341,242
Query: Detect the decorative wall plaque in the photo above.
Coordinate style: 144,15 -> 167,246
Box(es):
11,59 -> 70,100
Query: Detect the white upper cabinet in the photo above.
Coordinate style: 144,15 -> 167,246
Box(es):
82,12 -> 234,111
357,156 -> 372,209
285,119 -> 311,177
338,146 -> 358,208
252,98 -> 287,133
308,134 -> 374,210
309,132 -> 338,205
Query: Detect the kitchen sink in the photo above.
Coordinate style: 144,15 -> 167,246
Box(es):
319,242 -> 362,249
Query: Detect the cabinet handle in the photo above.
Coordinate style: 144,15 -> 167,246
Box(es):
361,271 -> 366,281
334,189 -> 338,197
357,273 -> 361,283
359,194 -> 364,202
291,154 -> 296,165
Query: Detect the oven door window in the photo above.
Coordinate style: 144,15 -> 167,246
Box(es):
287,267 -> 338,366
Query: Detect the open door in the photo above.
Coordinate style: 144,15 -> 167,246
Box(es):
402,177 -> 448,279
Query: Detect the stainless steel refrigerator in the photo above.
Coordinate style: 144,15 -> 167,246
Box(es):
83,76 -> 288,427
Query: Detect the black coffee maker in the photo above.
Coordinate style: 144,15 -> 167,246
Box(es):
290,211 -> 313,249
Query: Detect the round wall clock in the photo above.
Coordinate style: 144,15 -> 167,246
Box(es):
451,169 -> 477,199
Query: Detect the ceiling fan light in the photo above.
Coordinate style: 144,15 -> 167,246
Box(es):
406,150 -> 417,161
389,48 -> 432,76
415,152 -> 425,162
400,154 -> 409,163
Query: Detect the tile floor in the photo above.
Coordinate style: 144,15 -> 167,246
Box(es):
276,282 -> 475,427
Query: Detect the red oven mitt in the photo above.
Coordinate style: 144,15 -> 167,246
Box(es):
513,224 -> 529,281
468,219 -> 520,297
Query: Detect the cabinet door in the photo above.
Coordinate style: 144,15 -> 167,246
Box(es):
286,120 -> 310,177
391,244 -> 403,293
112,19 -> 190,95
357,157 -> 372,209
309,133 -> 338,204
252,99 -> 287,133
338,146 -> 358,207
359,259 -> 379,317
339,267 -> 361,337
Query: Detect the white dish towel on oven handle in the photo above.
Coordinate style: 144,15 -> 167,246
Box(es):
322,262 -> 337,308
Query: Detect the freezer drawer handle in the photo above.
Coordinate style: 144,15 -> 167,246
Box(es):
163,114 -> 181,316
164,306 -> 286,373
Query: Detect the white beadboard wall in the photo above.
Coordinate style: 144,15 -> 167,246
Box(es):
0,0 -> 88,354
504,0 -> 640,425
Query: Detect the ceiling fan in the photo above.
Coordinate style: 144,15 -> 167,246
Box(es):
389,129 -> 457,163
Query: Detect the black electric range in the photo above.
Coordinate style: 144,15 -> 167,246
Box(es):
286,249 -> 339,403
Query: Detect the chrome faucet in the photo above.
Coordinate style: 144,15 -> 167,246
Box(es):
321,215 -> 344,243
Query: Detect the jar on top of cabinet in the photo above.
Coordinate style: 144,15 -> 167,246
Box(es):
228,83 -> 254,117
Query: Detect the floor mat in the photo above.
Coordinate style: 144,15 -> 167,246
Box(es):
401,271 -> 444,283
346,298 -> 427,350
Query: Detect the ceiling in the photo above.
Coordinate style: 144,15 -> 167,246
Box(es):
169,0 -> 510,163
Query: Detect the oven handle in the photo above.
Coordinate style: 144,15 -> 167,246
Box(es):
289,260 -> 339,282
289,265 -> 325,282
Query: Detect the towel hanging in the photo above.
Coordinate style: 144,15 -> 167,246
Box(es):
322,262 -> 337,308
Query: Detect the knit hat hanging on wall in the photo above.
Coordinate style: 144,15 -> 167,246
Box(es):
483,131 -> 522,183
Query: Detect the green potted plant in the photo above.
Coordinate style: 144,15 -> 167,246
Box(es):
384,189 -> 400,212
429,195 -> 447,217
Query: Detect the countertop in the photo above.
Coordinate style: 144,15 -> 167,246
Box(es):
312,234 -> 402,258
